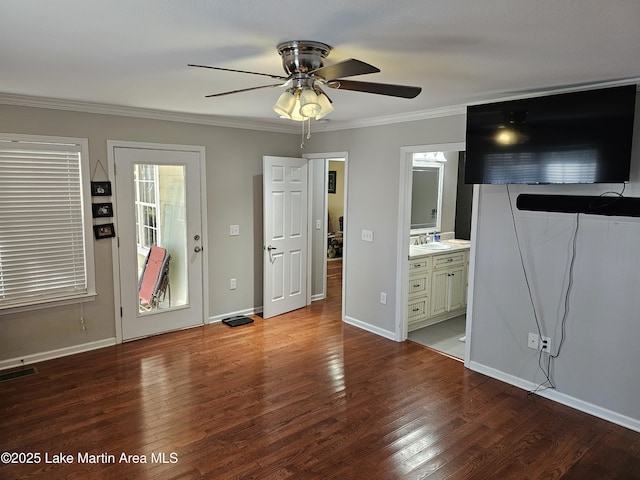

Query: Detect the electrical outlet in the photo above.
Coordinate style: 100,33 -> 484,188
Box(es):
316,219 -> 322,230
230,224 -> 240,236
230,278 -> 236,290
528,332 -> 539,350
380,292 -> 387,304
540,336 -> 552,353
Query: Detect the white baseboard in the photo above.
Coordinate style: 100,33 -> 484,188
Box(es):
311,293 -> 325,302
469,361 -> 640,434
209,307 -> 262,324
0,338 -> 116,371
344,316 -> 397,341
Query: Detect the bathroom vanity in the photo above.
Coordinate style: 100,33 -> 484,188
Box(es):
407,240 -> 470,332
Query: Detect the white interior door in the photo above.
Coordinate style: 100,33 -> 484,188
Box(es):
113,144 -> 204,340
263,156 -> 308,319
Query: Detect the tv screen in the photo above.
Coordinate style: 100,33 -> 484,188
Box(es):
465,85 -> 637,184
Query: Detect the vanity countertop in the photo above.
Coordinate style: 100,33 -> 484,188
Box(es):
409,239 -> 471,259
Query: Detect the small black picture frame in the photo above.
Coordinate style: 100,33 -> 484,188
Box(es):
91,181 -> 112,196
92,202 -> 113,218
94,223 -> 116,239
328,170 -> 337,194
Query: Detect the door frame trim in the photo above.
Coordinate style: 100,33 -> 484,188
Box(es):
107,140 -> 209,343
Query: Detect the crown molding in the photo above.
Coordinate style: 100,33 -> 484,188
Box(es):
316,105 -> 467,132
0,92 -> 468,134
1,80 -> 637,135
0,93 -> 298,133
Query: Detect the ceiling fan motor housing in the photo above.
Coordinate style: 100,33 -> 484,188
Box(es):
277,41 -> 331,76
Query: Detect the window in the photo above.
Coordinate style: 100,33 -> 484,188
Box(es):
0,134 -> 96,311
134,164 -> 160,254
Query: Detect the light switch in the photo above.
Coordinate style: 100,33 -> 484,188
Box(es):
361,229 -> 374,242
316,219 -> 322,230
230,224 -> 240,236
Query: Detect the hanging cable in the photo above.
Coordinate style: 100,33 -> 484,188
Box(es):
588,182 -> 626,210
506,186 -> 554,391
507,185 -> 582,395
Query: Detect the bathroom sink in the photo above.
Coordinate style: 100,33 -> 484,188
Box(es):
412,242 -> 452,251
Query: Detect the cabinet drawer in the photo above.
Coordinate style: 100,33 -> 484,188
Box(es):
409,257 -> 432,273
433,251 -> 467,269
408,296 -> 429,322
408,273 -> 430,297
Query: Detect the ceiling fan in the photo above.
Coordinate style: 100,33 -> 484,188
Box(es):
189,40 -> 422,121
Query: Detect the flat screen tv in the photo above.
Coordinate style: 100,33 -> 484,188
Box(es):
465,85 -> 637,184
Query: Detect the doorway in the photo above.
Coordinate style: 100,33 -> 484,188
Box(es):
397,142 -> 471,360
326,158 -> 345,309
109,141 -> 208,342
303,153 -> 347,318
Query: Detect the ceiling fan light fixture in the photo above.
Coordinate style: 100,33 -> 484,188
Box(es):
193,39 -> 422,126
315,92 -> 334,120
298,87 -> 321,117
273,90 -> 297,117
289,97 -> 306,121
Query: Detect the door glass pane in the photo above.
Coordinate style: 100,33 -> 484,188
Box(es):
135,163 -> 188,314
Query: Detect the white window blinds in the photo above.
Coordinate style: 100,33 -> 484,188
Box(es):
0,138 -> 93,309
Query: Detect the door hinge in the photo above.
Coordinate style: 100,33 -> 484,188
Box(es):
117,236 -> 120,248
120,307 -> 123,317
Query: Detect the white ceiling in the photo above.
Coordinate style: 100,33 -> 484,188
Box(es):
1,0 -> 640,131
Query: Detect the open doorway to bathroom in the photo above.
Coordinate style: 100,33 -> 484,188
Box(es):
401,145 -> 472,361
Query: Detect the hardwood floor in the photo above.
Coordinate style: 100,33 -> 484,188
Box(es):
2,263 -> 639,479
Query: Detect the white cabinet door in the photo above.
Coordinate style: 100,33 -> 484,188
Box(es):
447,264 -> 466,312
430,268 -> 450,317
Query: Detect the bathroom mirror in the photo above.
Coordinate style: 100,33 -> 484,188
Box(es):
410,154 -> 445,234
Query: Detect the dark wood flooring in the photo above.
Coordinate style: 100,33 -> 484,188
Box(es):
1,259 -> 639,479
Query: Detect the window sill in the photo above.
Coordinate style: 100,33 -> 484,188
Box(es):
0,292 -> 97,316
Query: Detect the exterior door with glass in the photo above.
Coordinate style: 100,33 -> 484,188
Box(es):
111,143 -> 205,341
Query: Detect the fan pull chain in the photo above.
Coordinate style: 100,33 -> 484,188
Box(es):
299,119 -> 313,149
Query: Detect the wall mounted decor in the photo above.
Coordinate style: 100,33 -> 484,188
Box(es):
94,223 -> 116,239
328,170 -> 336,194
91,181 -> 112,196
92,202 -> 113,218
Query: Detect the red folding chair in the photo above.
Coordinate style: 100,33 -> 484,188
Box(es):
138,246 -> 171,310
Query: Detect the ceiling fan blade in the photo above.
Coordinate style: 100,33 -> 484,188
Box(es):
327,79 -> 422,99
311,59 -> 380,81
189,64 -> 288,81
205,84 -> 283,98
